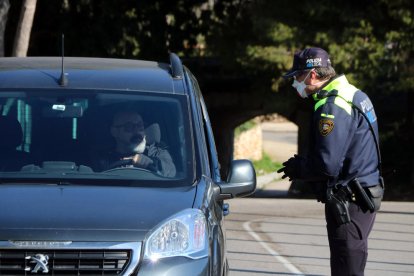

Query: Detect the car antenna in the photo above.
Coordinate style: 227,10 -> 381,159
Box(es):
58,34 -> 68,86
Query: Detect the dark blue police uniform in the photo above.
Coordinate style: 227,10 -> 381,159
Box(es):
301,74 -> 380,186
298,74 -> 381,275
280,47 -> 384,275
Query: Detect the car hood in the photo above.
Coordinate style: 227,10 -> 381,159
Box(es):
0,183 -> 197,242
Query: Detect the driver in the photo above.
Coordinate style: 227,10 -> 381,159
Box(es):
96,111 -> 176,177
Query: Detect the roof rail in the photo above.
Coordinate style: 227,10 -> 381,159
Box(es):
169,53 -> 184,79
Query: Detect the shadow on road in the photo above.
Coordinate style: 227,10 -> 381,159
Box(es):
253,189 -> 289,198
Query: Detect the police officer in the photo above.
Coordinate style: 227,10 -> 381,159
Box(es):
278,47 -> 384,276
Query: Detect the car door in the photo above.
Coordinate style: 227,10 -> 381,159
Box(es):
187,71 -> 227,275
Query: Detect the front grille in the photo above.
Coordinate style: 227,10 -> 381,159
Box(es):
0,249 -> 131,275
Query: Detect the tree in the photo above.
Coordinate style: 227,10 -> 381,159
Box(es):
20,0 -> 213,60
12,0 -> 37,57
0,0 -> 10,56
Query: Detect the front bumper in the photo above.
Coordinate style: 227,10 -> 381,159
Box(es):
136,256 -> 209,276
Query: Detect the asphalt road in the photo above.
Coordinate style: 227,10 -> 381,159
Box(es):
224,196 -> 414,276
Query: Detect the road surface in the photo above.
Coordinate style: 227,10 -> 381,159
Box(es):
225,196 -> 414,276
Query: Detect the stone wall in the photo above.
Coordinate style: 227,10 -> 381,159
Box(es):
233,124 -> 262,161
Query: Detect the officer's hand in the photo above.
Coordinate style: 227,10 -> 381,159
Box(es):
277,167 -> 292,181
277,155 -> 301,180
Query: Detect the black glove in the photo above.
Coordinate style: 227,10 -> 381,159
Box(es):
277,154 -> 302,180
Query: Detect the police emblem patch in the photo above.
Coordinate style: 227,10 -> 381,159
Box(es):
319,119 -> 334,136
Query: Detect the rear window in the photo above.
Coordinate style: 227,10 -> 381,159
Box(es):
0,90 -> 194,186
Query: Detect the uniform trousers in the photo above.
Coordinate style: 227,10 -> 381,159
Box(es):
325,202 -> 376,276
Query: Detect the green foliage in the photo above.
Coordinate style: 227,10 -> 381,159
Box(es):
206,0 -> 413,95
252,152 -> 283,176
7,0 -> 216,60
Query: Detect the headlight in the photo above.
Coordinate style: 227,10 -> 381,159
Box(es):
144,208 -> 208,261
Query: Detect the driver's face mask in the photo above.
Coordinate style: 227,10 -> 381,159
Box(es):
292,70 -> 312,98
130,135 -> 146,153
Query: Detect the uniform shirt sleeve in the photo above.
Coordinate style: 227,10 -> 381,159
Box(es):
300,100 -> 356,182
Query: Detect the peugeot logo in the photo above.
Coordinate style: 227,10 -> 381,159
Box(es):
25,254 -> 49,274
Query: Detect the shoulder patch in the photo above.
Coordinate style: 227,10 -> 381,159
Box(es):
319,119 -> 334,136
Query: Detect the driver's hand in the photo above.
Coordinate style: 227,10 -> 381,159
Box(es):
124,154 -> 153,168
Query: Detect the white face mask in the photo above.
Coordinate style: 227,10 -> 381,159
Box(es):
292,70 -> 312,98
131,136 -> 146,153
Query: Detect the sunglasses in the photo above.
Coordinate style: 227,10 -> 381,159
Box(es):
113,122 -> 144,133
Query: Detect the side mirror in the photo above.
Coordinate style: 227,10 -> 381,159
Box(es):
218,159 -> 256,200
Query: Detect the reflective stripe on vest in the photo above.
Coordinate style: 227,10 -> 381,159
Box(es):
314,75 -> 359,115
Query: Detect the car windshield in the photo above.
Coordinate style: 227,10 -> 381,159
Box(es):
0,90 -> 193,186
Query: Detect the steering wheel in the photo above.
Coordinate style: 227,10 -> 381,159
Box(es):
103,159 -> 153,173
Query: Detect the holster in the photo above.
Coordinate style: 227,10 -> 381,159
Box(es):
350,178 -> 384,212
326,187 -> 351,225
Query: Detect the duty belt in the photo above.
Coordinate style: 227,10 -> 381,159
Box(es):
333,179 -> 382,212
